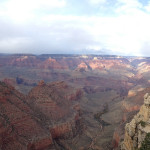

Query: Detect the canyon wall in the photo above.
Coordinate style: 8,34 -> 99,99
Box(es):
121,93 -> 150,150
0,81 -> 83,150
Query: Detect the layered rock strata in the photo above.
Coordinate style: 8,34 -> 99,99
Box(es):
0,81 -> 83,150
121,93 -> 150,150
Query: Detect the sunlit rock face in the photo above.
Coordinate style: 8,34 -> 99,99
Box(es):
76,62 -> 89,72
128,90 -> 136,97
121,93 -> 150,150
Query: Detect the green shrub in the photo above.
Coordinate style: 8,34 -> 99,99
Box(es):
139,121 -> 146,127
140,133 -> 150,150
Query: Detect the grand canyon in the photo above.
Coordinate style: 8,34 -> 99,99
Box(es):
0,54 -> 150,150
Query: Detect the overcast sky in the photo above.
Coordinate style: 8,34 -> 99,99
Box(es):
0,0 -> 150,56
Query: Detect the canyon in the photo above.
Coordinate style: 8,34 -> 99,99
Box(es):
0,54 -> 150,149
0,80 -> 83,150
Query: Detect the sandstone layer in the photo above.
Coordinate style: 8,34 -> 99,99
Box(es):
0,81 -> 83,150
121,93 -> 150,150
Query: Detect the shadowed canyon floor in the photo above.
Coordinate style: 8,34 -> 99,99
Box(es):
1,54 -> 150,149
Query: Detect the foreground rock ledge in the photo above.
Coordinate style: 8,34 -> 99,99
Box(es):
121,93 -> 150,150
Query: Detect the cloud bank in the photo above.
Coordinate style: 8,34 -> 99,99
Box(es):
0,0 -> 150,56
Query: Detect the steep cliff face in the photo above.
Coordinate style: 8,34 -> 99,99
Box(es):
121,93 -> 150,150
0,81 -> 83,150
0,81 -> 54,150
10,55 -> 41,67
28,81 -> 83,146
0,54 -> 134,71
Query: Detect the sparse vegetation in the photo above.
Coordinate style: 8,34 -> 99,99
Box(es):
139,121 -> 146,127
139,133 -> 150,150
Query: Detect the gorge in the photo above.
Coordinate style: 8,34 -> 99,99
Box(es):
0,54 -> 150,150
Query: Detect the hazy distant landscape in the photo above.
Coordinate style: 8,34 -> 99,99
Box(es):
0,54 -> 150,149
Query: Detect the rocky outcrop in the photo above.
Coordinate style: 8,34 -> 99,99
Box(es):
88,59 -> 132,70
121,93 -> 150,150
40,57 -> 67,69
0,81 -> 83,150
112,87 -> 150,150
0,54 -> 134,71
10,55 -> 41,67
76,62 -> 89,72
28,81 -> 83,145
0,81 -> 54,150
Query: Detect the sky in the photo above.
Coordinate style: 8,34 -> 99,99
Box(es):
0,0 -> 150,56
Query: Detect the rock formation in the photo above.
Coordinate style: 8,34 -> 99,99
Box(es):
121,93 -> 150,150
0,81 -> 83,150
2,54 -> 150,149
76,62 -> 89,72
0,81 -> 54,150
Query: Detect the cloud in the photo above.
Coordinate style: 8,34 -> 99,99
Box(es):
145,1 -> 150,12
0,0 -> 66,23
140,42 -> 150,56
0,37 -> 33,53
0,0 -> 150,56
115,0 -> 142,14
88,0 -> 106,5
